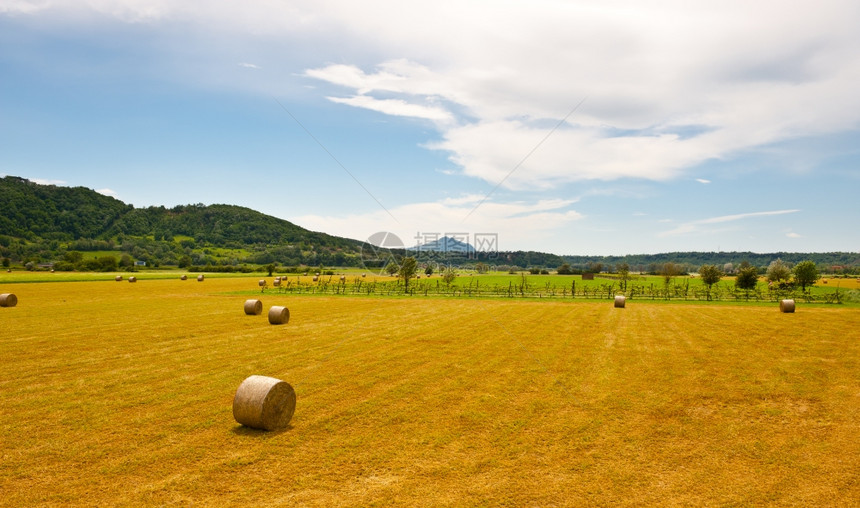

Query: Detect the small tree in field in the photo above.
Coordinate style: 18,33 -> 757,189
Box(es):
699,264 -> 722,300
442,266 -> 457,285
616,262 -> 630,290
766,258 -> 791,284
793,260 -> 820,292
660,262 -> 681,286
399,256 -> 418,292
735,264 -> 759,295
424,265 -> 434,276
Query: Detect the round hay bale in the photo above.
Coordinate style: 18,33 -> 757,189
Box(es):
614,295 -> 626,308
362,273 -> 366,277
0,293 -> 18,307
197,274 -> 205,282
340,275 -> 346,281
181,274 -> 187,280
259,279 -> 266,287
780,299 -> 795,313
312,275 -> 319,282
128,276 -> 137,283
232,375 -> 296,431
115,275 -> 123,281
244,299 -> 263,315
274,276 -> 281,282
268,305 -> 290,325
273,279 -> 281,287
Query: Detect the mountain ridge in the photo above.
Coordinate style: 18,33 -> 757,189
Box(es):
1,176 -> 857,271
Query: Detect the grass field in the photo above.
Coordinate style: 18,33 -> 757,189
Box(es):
1,277 -> 859,506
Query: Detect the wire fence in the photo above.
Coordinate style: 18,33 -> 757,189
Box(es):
258,276 -> 847,304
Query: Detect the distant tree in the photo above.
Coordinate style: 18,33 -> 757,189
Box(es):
1,257 -> 9,268
475,262 -> 489,274
399,257 -> 418,292
424,265 -> 434,276
178,255 -> 192,268
587,261 -> 604,274
385,262 -> 399,276
63,251 -> 84,264
735,265 -> 759,292
723,262 -> 734,275
97,256 -> 118,272
660,262 -> 681,286
793,260 -> 820,292
442,266 -> 457,285
265,263 -> 275,277
766,258 -> 791,283
557,263 -> 573,275
699,264 -> 723,300
616,262 -> 630,290
119,254 -> 134,268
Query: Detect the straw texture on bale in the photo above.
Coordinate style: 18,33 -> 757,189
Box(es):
614,295 -> 626,308
340,276 -> 345,281
181,275 -> 187,280
268,305 -> 290,325
0,293 -> 18,307
312,276 -> 319,282
259,280 -> 266,287
197,274 -> 205,282
244,299 -> 263,315
232,375 -> 296,431
273,279 -> 281,287
128,276 -> 137,283
115,275 -> 123,281
780,299 -> 796,313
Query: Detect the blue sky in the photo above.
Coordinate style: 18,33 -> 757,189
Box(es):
1,1 -> 858,255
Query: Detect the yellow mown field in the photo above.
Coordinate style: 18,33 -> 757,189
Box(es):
1,277 -> 858,506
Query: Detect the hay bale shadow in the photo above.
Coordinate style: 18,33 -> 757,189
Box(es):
231,423 -> 294,436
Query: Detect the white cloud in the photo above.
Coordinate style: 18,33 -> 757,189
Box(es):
297,1 -> 860,189
238,62 -> 259,69
0,0 -> 49,15
696,178 -> 711,184
659,209 -> 801,237
13,2 -> 860,192
96,188 -> 118,197
786,232 -> 802,238
327,95 -> 453,123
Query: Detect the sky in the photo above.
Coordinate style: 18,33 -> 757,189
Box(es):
1,0 -> 858,256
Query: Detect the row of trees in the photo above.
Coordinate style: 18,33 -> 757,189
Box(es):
696,259 -> 820,300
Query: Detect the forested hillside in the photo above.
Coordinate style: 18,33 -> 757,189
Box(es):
0,176 -> 365,269
1,176 -> 857,273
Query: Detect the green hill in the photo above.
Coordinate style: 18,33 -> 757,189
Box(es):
0,176 -> 857,273
0,176 -> 364,269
